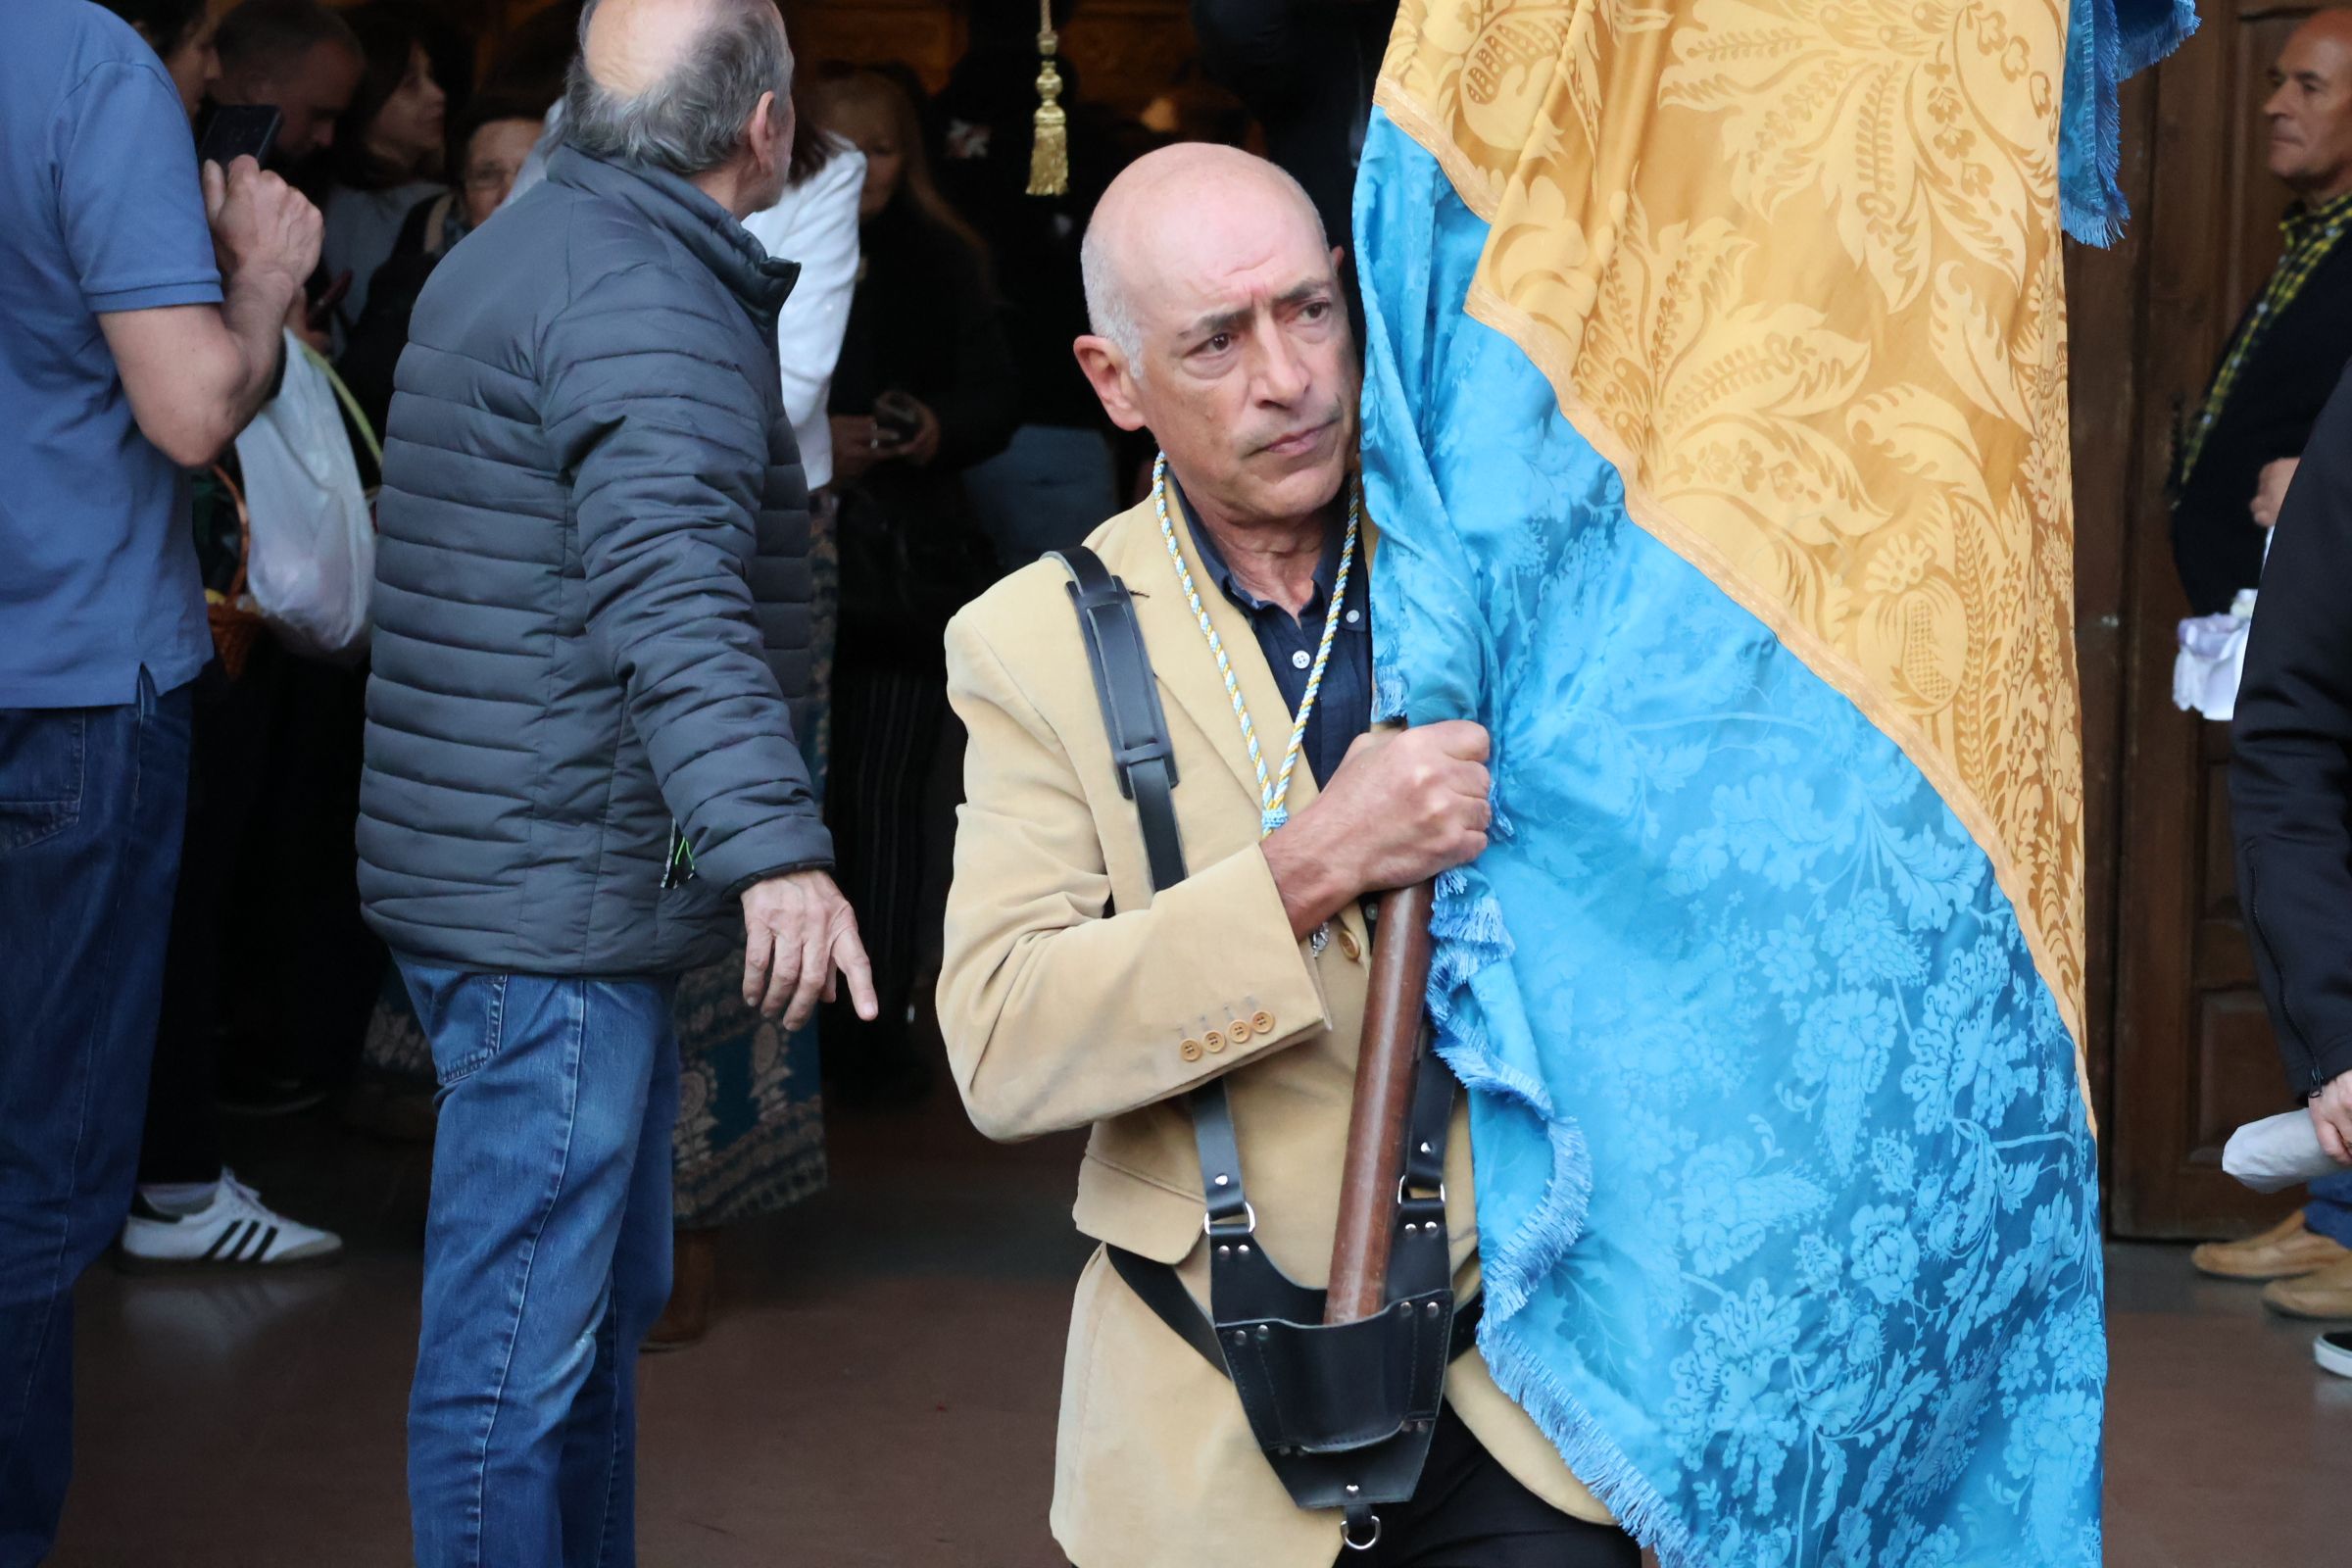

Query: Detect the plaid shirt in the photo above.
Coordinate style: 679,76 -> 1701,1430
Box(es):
2173,185 -> 2352,479
2180,188 -> 2352,484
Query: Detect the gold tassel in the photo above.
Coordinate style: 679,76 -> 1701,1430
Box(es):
1026,1 -> 1069,197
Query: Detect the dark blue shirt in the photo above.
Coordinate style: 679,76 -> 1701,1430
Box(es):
1177,484 -> 1371,789
1,0 -> 222,707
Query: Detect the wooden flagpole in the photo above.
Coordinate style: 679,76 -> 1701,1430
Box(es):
1323,878 -> 1437,1324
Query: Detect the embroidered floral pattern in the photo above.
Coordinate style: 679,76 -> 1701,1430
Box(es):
1380,0 -> 2088,1053
1354,102 -> 2104,1566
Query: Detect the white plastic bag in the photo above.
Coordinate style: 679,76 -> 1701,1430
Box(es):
2223,1108 -> 2352,1193
233,331 -> 374,662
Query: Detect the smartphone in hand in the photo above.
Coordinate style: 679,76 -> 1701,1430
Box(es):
196,104 -> 283,169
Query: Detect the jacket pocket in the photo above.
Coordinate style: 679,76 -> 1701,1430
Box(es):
1073,1151 -> 1210,1264
0,709 -> 87,854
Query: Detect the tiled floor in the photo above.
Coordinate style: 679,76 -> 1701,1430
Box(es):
52,1096 -> 2350,1566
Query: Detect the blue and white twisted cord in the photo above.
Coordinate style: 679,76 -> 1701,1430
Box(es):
1152,451 -> 1359,838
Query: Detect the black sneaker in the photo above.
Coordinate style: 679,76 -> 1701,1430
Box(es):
213,1058 -> 332,1117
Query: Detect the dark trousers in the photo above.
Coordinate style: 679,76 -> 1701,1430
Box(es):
1348,1406 -> 1642,1567
824,661 -> 950,1032
1064,1404 -> 1640,1568
141,647 -> 377,1184
0,673 -> 192,1564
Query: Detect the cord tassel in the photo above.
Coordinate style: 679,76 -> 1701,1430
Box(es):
1027,2 -> 1069,197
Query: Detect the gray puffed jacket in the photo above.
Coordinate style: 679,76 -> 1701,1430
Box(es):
358,146 -> 829,976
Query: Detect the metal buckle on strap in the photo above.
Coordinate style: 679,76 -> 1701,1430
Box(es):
1342,1511 -> 1383,1551
1396,1175 -> 1446,1206
1204,1201 -> 1259,1238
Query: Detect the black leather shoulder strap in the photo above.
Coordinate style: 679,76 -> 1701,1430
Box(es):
1050,547 -> 1187,892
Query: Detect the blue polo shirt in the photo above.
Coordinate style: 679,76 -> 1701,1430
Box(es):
0,0 -> 223,708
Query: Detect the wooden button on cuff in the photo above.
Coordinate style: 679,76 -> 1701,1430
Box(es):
1250,1009 -> 1275,1035
1204,1030 -> 1228,1054
1180,1038 -> 1204,1062
1228,1018 -> 1252,1044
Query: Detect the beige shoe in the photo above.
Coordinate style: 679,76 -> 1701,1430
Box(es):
2190,1211 -> 2349,1281
643,1227 -> 716,1351
2263,1252 -> 2352,1320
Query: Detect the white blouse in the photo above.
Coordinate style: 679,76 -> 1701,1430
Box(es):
740,137 -> 864,490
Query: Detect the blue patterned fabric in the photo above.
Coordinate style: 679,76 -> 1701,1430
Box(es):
1355,114 -> 2106,1568
2060,0 -> 2199,245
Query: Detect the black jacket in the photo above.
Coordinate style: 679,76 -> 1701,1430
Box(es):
2231,366 -> 2352,1097
827,196 -> 1016,660
358,146 -> 829,975
2173,230 -> 2352,614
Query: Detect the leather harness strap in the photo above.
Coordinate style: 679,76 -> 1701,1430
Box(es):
1050,546 -> 1474,1534
1052,545 -> 1186,892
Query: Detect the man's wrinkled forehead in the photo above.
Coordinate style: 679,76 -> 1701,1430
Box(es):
1130,193 -> 1335,336
2281,11 -> 2352,80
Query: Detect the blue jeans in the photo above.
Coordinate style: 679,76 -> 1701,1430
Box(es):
2308,1169 -> 2352,1248
397,962 -> 679,1568
0,673 -> 191,1565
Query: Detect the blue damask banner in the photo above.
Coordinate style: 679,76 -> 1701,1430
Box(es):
1355,113 -> 2108,1568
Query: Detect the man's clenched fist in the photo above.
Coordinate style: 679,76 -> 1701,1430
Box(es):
1261,719 -> 1493,940
202,155 -> 321,300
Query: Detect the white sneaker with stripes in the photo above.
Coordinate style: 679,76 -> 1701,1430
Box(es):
119,1170 -> 343,1269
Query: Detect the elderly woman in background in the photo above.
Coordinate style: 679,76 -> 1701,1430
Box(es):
811,68 -> 1017,1109
651,94 -> 869,1349
338,95 -> 550,435
319,2 -> 453,340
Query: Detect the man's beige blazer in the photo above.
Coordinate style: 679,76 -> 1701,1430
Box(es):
939,497 -> 1605,1568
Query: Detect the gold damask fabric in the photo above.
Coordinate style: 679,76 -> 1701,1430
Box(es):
1377,0 -> 2086,1054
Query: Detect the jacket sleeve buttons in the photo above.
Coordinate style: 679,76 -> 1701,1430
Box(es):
1180,1038 -> 1204,1062
1250,1009 -> 1275,1035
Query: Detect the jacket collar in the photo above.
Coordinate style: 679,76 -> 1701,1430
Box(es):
548,145 -> 801,318
1094,489 -> 1380,817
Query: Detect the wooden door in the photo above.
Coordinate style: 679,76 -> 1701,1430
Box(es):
2097,3 -> 2321,1238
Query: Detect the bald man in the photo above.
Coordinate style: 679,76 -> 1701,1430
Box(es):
357,1 -> 871,1562
937,145 -> 1639,1567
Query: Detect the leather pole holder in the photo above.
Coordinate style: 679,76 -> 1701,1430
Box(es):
1053,546 -> 1460,1530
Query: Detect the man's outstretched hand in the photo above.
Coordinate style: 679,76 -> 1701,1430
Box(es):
740,869 -> 878,1029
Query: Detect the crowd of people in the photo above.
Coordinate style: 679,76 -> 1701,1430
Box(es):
0,0 -> 1191,1557
37,0 -> 1180,1300
10,0 -> 2352,1562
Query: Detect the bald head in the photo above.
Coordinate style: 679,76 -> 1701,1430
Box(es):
1081,143 -> 1329,368
564,0 -> 793,191
2269,10 -> 2352,202
1072,142 -> 1356,539
584,0 -> 718,97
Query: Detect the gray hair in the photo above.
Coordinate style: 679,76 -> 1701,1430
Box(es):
564,0 -> 792,178
1080,223 -> 1145,369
